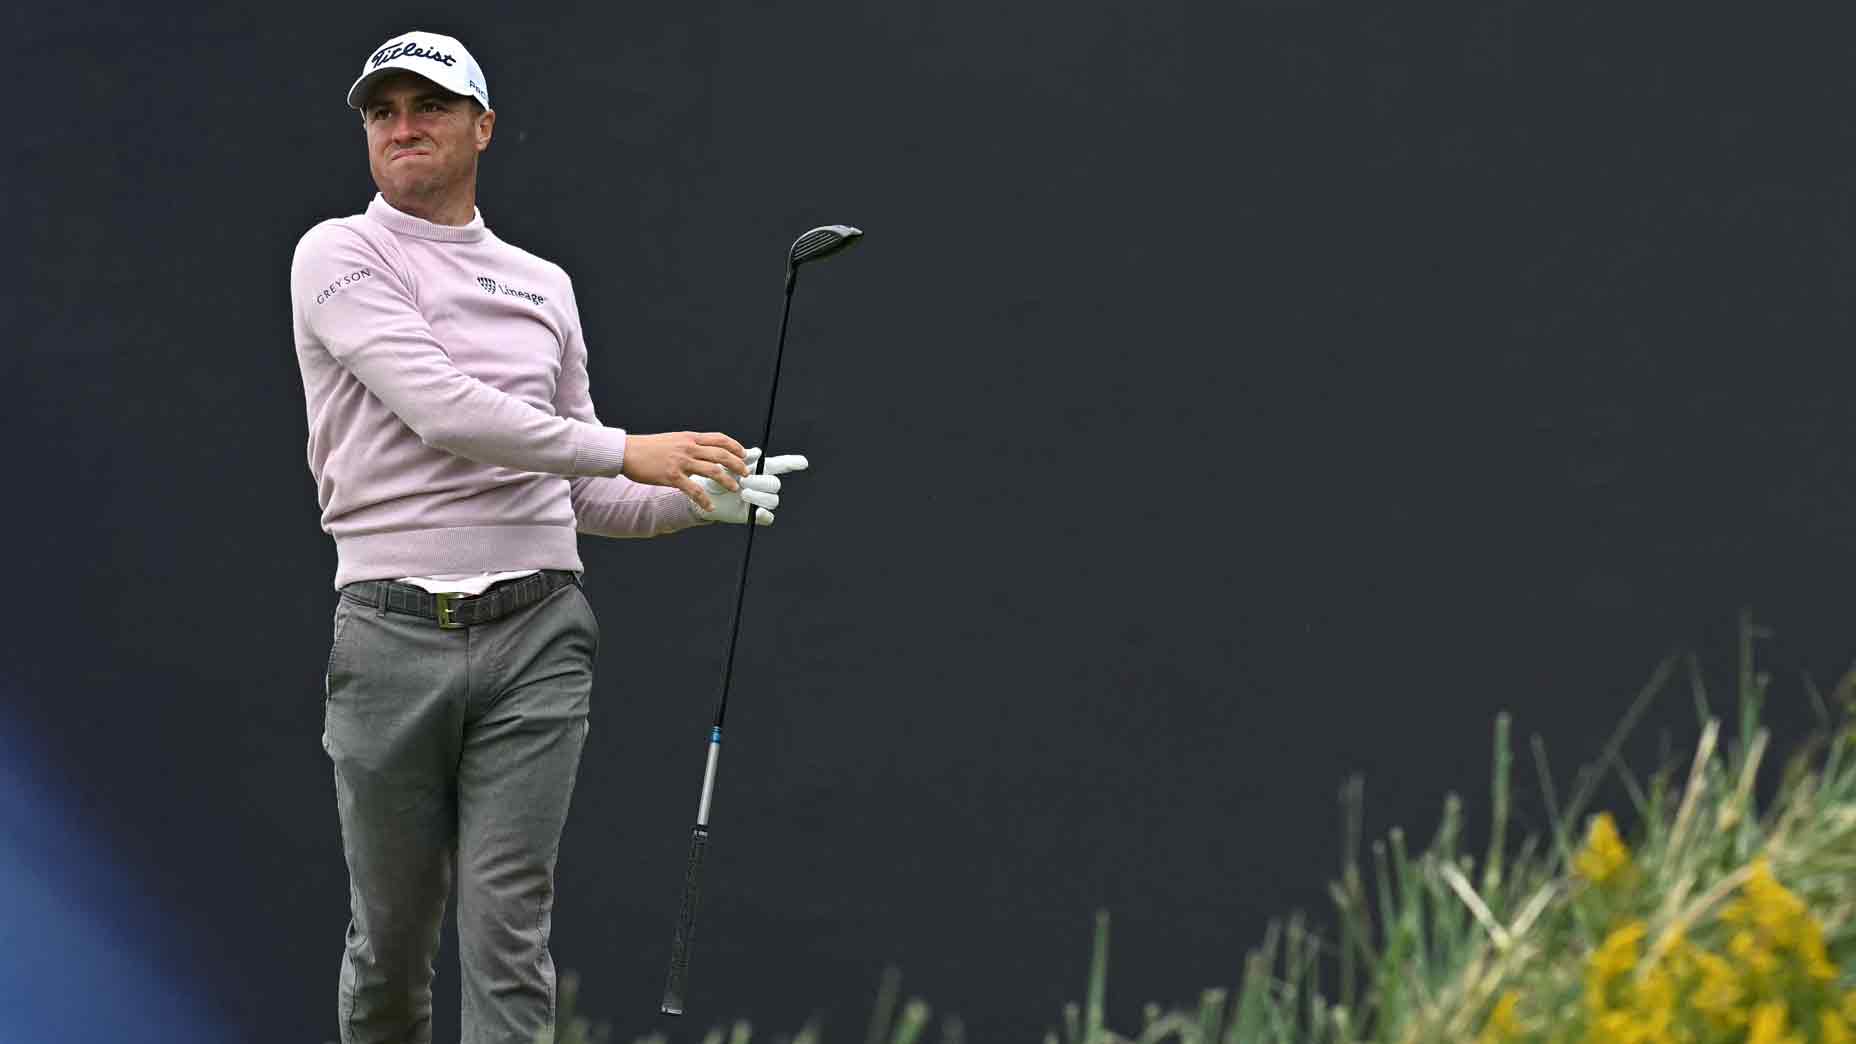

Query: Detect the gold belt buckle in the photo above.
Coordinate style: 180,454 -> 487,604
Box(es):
435,592 -> 467,629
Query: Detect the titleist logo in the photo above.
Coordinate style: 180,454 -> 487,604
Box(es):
371,40 -> 458,69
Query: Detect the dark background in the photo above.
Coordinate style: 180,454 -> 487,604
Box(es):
7,2 -> 1855,1041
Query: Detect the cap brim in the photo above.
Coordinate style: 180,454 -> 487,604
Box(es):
347,65 -> 472,110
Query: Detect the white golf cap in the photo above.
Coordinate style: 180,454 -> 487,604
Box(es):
347,30 -> 490,111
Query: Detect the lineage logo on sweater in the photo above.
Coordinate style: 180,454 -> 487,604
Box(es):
476,276 -> 546,307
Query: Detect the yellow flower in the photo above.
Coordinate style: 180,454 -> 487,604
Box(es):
1730,930 -> 1780,979
1741,860 -> 1809,950
1592,921 -> 1645,982
1823,1011 -> 1855,1044
1477,991 -> 1522,1044
1718,858 -> 1848,996
1745,1001 -> 1803,1044
1589,1009 -> 1648,1044
1586,921 -> 1647,1018
1690,948 -> 1746,1029
1575,812 -> 1633,886
1628,965 -> 1675,1040
1799,918 -> 1840,983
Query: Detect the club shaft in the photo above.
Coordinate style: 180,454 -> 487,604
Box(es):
696,726 -> 721,825
712,273 -> 798,735
660,270 -> 799,1016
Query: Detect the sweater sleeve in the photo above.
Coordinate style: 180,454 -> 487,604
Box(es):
551,278 -> 710,538
291,222 -> 629,478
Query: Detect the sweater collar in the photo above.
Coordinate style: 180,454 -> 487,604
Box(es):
366,194 -> 488,243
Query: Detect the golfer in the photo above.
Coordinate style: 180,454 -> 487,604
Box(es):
289,30 -> 807,1043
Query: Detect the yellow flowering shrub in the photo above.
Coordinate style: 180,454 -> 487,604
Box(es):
1477,991 -> 1522,1044
1574,813 -> 1633,887
1721,860 -> 1840,985
1745,1001 -> 1804,1044
1481,831 -> 1855,1044
1687,945 -> 1746,1031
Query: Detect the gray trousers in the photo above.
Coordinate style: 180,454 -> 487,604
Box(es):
322,579 -> 597,1044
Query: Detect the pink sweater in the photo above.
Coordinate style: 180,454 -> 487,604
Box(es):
291,195 -> 702,589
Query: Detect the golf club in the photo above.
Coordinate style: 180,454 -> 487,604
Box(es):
661,223 -> 863,1016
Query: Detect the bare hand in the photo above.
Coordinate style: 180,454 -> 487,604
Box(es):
622,431 -> 749,512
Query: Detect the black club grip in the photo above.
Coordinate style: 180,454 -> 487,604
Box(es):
660,825 -> 709,1015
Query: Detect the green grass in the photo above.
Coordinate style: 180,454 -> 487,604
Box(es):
553,612 -> 1856,1044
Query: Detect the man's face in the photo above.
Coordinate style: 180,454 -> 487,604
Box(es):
360,71 -> 493,204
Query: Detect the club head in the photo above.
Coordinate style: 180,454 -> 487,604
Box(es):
788,225 -> 863,269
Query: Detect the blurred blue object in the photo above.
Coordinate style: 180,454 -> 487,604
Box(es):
0,712 -> 235,1044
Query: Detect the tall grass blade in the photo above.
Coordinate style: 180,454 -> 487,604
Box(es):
864,966 -> 901,1044
1482,714 -> 1511,903
889,1000 -> 931,1044
1086,910 -> 1110,1044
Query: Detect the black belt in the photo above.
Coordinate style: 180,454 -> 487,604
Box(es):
341,570 -> 579,629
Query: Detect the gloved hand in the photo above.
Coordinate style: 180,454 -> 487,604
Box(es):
692,448 -> 809,526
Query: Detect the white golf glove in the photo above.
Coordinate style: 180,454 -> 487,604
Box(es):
693,448 -> 809,526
